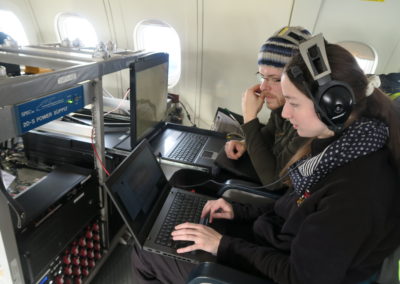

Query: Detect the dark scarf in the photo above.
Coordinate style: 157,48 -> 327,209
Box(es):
289,118 -> 388,199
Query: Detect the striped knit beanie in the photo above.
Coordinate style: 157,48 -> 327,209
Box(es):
258,26 -> 311,68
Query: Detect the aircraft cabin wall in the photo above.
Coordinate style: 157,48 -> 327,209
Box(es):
296,0 -> 400,75
0,0 -> 41,44
1,0 -> 399,129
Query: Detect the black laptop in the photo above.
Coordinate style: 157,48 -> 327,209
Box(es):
113,52 -> 226,173
105,139 -> 216,263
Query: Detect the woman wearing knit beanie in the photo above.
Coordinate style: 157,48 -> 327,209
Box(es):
224,26 -> 311,189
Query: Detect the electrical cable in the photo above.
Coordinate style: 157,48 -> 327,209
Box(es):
178,101 -> 196,127
174,179 -> 226,189
90,88 -> 130,177
90,127 -> 110,177
175,171 -> 288,192
174,159 -> 306,194
103,88 -> 130,117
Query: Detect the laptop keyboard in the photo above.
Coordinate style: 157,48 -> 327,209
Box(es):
155,192 -> 207,249
168,133 -> 208,163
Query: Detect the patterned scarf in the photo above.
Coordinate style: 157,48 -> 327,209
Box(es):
289,118 -> 388,199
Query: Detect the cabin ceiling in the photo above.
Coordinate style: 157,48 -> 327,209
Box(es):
0,0 -> 399,127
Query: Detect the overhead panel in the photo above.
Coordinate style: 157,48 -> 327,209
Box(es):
310,0 -> 400,74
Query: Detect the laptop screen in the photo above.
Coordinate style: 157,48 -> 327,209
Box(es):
105,139 -> 169,245
130,52 -> 169,147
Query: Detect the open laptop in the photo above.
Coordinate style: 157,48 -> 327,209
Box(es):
113,52 -> 226,173
105,138 -> 216,263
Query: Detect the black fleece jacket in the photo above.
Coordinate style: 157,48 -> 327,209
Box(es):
217,138 -> 400,284
241,107 -> 307,187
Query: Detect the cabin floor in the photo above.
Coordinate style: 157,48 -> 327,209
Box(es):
91,242 -> 136,284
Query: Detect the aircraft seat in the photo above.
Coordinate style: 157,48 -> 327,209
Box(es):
186,260 -> 395,284
217,178 -> 283,205
190,182 -> 400,284
186,262 -> 277,284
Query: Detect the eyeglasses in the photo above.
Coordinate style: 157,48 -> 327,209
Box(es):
256,72 -> 281,85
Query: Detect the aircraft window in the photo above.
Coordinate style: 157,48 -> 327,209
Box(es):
56,13 -> 98,48
337,41 -> 378,74
0,10 -> 29,46
134,20 -> 181,88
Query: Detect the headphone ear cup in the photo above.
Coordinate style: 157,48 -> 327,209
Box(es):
316,83 -> 354,127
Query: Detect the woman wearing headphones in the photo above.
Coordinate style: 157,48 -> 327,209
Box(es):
132,35 -> 400,284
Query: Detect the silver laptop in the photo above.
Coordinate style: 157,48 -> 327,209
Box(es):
105,139 -> 216,263
113,52 -> 226,173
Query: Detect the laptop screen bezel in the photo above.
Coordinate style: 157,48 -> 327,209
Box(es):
129,52 -> 169,149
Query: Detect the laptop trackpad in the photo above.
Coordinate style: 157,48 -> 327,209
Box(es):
201,150 -> 218,160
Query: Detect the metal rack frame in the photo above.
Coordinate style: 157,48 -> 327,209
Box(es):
0,45 -> 149,283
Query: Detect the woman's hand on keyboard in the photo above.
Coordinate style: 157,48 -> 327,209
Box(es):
171,222 -> 222,255
201,198 -> 234,223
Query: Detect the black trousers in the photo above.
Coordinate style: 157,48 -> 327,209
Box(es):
131,244 -> 196,284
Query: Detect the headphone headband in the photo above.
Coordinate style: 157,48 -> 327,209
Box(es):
299,34 -> 331,84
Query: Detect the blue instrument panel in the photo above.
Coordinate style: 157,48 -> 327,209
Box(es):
15,85 -> 84,134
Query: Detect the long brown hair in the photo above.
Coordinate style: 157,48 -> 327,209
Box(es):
280,43 -> 400,177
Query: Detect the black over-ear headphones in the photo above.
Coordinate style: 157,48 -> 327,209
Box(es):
291,34 -> 355,132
